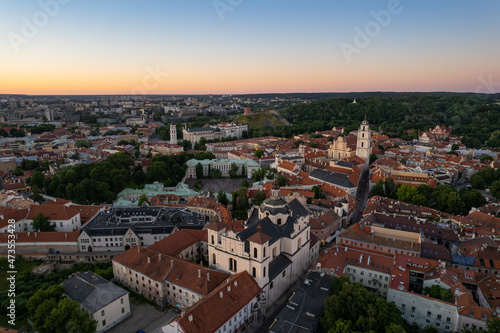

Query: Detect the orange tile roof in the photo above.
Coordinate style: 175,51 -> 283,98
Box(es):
113,246 -> 229,295
27,204 -> 79,221
172,272 -> 260,333
148,229 -> 207,256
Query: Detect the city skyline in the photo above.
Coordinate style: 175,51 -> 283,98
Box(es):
1,0 -> 500,95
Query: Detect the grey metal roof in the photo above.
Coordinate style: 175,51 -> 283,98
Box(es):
81,207 -> 206,237
269,254 -> 292,282
309,169 -> 356,188
62,271 -> 128,313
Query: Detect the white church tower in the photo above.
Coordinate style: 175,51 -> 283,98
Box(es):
356,117 -> 371,160
170,123 -> 177,145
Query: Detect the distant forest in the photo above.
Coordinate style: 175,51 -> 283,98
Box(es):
274,93 -> 500,148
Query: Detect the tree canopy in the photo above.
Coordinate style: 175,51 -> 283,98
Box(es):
321,278 -> 406,333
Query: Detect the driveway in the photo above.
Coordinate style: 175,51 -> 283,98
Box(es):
108,303 -> 178,333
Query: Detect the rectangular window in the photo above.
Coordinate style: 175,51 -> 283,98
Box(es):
101,310 -> 105,316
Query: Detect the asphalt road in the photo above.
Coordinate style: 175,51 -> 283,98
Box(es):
352,169 -> 370,224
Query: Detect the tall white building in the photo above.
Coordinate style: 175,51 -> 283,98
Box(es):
356,118 -> 371,161
170,123 -> 177,145
207,183 -> 313,311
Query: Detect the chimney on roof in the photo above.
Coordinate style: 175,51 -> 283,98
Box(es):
188,314 -> 193,322
171,259 -> 174,267
159,253 -> 162,261
198,269 -> 201,278
219,291 -> 223,298
207,272 -> 210,281
34,232 -> 37,237
147,257 -> 151,264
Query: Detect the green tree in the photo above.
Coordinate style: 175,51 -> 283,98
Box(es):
423,285 -> 453,302
30,171 -> 46,188
28,285 -> 97,333
240,164 -> 246,177
216,190 -> 229,206
386,323 -> 406,333
451,144 -> 459,152
491,181 -> 500,199
253,191 -> 267,206
400,158 -> 407,166
470,174 -> 486,189
397,185 -> 426,205
312,185 -> 326,199
277,175 -> 289,186
487,318 -> 500,333
321,280 -> 404,333
252,168 -> 266,182
369,180 -> 385,197
254,149 -> 264,158
196,162 -> 204,179
241,180 -> 249,188
30,185 -> 44,203
31,212 -> 55,232
138,194 -> 150,206
75,139 -> 91,148
209,168 -> 222,178
384,178 -> 397,198
369,154 -> 378,165
480,154 -> 494,162
229,163 -> 239,178
195,180 -> 202,191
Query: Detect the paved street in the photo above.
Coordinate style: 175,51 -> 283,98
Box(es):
352,169 -> 370,223
108,303 -> 178,333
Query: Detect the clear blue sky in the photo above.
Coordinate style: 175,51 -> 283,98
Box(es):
1,0 -> 499,94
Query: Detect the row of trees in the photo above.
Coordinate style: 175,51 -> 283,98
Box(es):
370,181 -> 486,215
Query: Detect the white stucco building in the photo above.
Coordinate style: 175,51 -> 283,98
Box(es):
207,183 -> 313,311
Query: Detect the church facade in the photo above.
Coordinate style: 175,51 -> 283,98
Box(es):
207,183 -> 312,310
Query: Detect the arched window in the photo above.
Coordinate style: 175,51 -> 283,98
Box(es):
263,247 -> 266,257
277,218 -> 282,226
362,133 -> 364,138
211,235 -> 214,245
252,267 -> 256,278
361,142 -> 364,148
212,254 -> 216,265
263,267 -> 266,278
254,247 -> 258,258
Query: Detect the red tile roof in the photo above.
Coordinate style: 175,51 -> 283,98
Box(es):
113,246 -> 229,295
27,204 -> 79,221
171,271 -> 260,333
148,229 -> 207,256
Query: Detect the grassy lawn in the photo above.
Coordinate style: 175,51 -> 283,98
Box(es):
0,259 -> 37,292
236,113 -> 285,129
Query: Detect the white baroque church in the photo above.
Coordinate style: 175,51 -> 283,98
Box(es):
207,183 -> 313,310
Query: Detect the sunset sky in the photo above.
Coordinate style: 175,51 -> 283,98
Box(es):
1,0 -> 499,95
